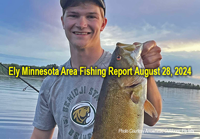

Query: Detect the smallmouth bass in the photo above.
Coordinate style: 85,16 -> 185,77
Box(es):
92,42 -> 158,139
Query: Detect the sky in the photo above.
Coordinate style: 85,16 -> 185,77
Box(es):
0,0 -> 200,84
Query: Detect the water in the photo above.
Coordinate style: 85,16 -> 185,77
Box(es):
0,75 -> 200,139
142,87 -> 200,139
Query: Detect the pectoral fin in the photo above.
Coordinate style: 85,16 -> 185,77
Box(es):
144,100 -> 158,118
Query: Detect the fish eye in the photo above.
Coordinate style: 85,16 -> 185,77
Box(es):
117,55 -> 121,60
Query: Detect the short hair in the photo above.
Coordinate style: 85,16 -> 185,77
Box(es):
62,0 -> 105,18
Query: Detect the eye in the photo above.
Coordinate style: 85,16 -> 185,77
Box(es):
87,15 -> 96,19
68,15 -> 78,18
117,55 -> 121,60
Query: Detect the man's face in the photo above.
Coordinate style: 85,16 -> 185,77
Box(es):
61,2 -> 107,49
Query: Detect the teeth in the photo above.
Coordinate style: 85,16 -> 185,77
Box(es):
74,32 -> 88,35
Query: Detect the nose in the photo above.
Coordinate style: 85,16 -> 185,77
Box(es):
76,16 -> 87,29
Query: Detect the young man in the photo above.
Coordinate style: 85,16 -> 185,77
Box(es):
31,0 -> 162,139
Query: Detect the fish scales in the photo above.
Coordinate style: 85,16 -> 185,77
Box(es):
92,42 -> 156,139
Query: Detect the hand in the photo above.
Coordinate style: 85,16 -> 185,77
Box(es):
139,40 -> 162,69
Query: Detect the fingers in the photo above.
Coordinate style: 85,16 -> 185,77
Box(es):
143,52 -> 162,65
140,40 -> 162,69
141,40 -> 157,56
143,54 -> 162,69
145,62 -> 160,69
142,46 -> 161,60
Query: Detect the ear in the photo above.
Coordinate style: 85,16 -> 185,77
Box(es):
100,18 -> 107,31
61,16 -> 64,29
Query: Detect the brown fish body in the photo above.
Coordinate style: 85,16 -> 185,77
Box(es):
92,43 -> 157,139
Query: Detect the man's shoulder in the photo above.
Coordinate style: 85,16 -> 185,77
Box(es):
101,50 -> 112,68
104,50 -> 112,59
96,50 -> 112,68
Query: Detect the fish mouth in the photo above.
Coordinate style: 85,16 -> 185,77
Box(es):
123,76 -> 144,88
125,82 -> 140,88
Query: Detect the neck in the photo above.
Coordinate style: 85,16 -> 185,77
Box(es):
70,44 -> 104,69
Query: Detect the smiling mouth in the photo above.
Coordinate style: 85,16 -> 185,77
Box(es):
73,32 -> 91,35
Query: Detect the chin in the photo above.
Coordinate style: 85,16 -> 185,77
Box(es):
74,42 -> 88,49
74,40 -> 91,47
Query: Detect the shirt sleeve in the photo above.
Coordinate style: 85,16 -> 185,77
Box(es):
32,77 -> 56,130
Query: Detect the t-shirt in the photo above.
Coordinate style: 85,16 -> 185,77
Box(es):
33,51 -> 111,139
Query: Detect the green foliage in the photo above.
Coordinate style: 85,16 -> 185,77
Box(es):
156,80 -> 200,90
0,63 -> 9,75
